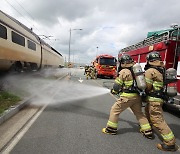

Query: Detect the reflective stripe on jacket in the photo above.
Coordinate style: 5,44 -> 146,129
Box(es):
115,78 -> 123,85
114,68 -> 136,97
120,92 -> 138,97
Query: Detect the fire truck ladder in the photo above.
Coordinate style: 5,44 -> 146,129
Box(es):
120,31 -> 171,53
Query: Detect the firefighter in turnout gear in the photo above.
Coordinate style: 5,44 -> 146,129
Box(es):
102,54 -> 153,139
85,66 -> 91,80
84,65 -> 90,75
90,66 -> 97,79
144,51 -> 177,152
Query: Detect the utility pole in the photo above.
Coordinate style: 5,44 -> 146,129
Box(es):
96,46 -> 99,56
68,28 -> 83,67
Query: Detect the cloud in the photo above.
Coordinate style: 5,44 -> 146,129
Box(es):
0,0 -> 180,64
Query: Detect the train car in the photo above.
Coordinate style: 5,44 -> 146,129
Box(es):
0,10 -> 64,72
93,54 -> 117,78
118,27 -> 180,111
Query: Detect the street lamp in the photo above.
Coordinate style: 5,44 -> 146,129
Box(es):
96,46 -> 99,56
68,28 -> 83,65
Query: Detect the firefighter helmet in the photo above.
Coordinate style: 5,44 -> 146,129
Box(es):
146,51 -> 161,62
119,54 -> 134,64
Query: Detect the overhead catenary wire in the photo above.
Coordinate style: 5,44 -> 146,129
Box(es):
13,0 -> 54,41
4,0 -> 54,45
13,0 -> 36,21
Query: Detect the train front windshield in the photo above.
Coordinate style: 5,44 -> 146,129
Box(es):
99,58 -> 116,66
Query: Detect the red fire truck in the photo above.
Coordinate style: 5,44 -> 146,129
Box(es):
93,54 -> 117,78
118,28 -> 180,111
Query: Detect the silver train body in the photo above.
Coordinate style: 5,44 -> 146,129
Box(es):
0,10 -> 64,72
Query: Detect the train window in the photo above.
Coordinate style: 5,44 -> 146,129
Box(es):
0,24 -> 7,39
11,31 -> 25,46
27,40 -> 36,51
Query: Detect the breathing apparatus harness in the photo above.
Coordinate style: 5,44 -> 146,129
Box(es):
145,64 -> 177,103
113,64 -> 135,95
116,65 -> 142,94
114,54 -> 147,96
131,67 -> 148,99
124,66 -> 138,93
144,63 -> 165,99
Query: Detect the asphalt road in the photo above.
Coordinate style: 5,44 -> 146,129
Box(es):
5,68 -> 180,154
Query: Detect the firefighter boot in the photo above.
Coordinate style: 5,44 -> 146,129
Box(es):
102,127 -> 117,135
140,129 -> 154,139
157,143 -> 178,152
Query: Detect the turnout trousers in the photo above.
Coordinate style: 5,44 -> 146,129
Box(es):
145,101 -> 175,146
107,95 -> 151,132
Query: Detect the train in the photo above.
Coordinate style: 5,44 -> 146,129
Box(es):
0,10 -> 64,73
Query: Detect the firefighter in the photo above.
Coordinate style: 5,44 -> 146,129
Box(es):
84,65 -> 89,75
144,51 -> 177,152
102,54 -> 153,139
90,66 -> 97,79
86,66 -> 91,80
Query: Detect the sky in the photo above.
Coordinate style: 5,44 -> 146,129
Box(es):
0,0 -> 180,64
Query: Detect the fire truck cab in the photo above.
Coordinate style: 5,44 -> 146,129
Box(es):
93,54 -> 117,78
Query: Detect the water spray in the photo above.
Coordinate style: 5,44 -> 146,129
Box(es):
2,69 -> 110,107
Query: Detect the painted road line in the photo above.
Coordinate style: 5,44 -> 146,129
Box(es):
1,75 -> 67,154
1,104 -> 47,154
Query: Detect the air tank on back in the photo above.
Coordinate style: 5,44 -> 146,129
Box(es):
132,63 -> 146,91
165,68 -> 177,97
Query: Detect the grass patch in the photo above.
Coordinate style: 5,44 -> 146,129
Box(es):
0,91 -> 21,115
